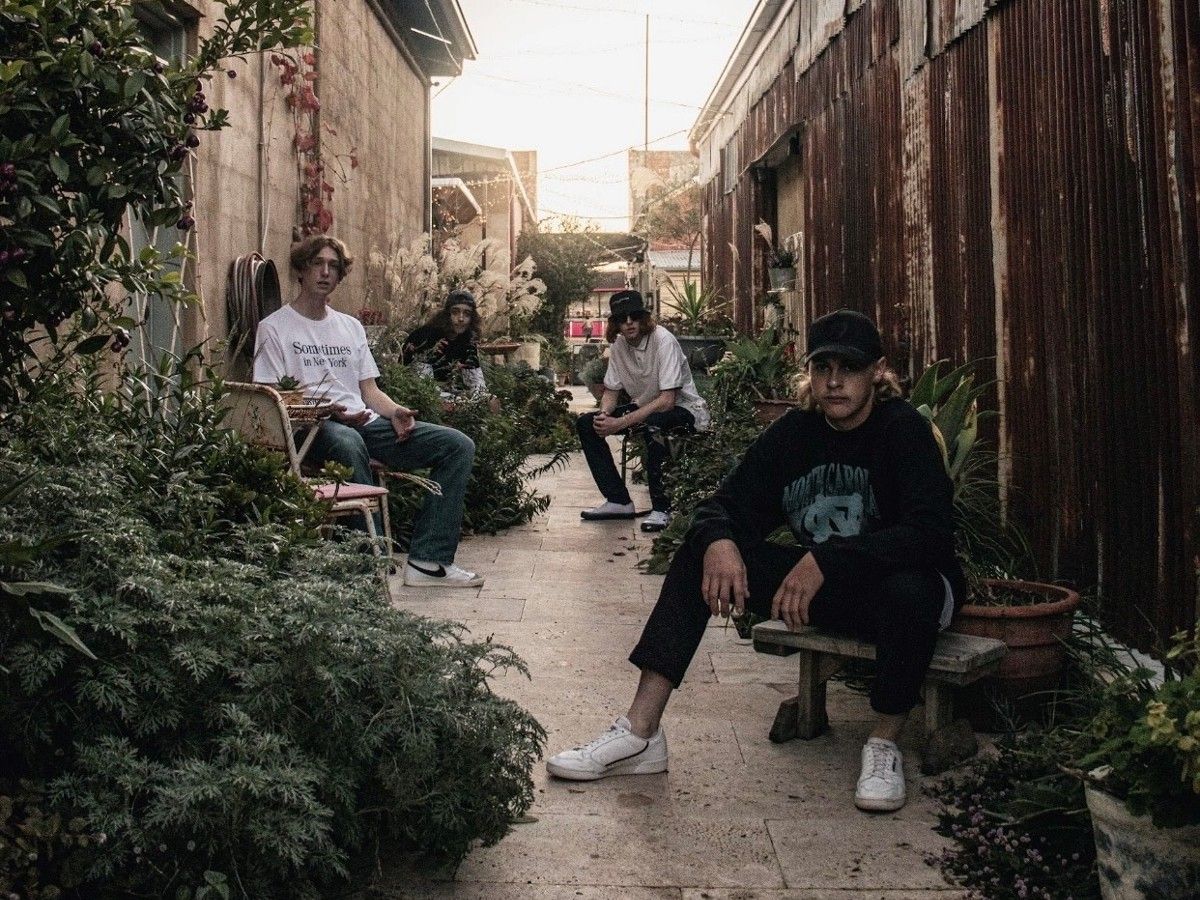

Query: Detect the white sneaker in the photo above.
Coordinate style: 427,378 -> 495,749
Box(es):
580,501 -> 636,521
640,510 -> 671,532
854,737 -> 906,811
545,716 -> 668,781
403,559 -> 485,588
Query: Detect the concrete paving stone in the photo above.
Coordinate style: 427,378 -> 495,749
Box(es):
460,621 -> 648,652
766,817 -> 953,891
390,594 -> 525,622
680,891 -> 966,899
519,598 -> 652,625
452,812 -> 785,889
710,648 -> 804,685
372,881 -> 681,899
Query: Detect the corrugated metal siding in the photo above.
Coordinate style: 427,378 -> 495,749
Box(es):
698,0 -> 1200,648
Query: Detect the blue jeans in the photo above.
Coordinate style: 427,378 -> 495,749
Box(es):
308,416 -> 475,565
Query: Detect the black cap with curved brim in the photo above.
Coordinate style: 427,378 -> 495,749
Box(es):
608,289 -> 645,318
804,308 -> 883,365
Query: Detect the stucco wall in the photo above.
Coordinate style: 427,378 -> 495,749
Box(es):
188,0 -> 429,368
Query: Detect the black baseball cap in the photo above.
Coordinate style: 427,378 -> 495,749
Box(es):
804,309 -> 883,365
608,289 -> 645,318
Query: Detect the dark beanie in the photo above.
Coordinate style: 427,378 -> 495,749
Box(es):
445,288 -> 477,310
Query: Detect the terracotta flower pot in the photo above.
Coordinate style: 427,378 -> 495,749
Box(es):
948,578 -> 1080,687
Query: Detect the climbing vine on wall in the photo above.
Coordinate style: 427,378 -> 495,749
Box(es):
269,50 -> 357,235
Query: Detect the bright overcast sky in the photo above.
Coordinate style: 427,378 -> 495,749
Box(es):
433,0 -> 759,231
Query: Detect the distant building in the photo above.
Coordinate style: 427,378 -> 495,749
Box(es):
565,268 -> 627,343
431,137 -> 537,268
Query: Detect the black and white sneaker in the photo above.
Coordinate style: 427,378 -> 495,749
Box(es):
402,559 -> 484,588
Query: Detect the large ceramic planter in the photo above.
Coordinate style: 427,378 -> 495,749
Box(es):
674,334 -> 727,372
751,398 -> 802,426
509,339 -> 542,369
947,578 -> 1080,695
1085,785 -> 1200,899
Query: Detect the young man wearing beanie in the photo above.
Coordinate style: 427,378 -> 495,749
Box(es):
254,236 -> 484,588
548,308 -> 964,812
576,289 -> 710,532
402,288 -> 488,395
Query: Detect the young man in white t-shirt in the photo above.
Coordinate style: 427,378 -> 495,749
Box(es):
577,290 -> 709,532
253,236 -> 483,588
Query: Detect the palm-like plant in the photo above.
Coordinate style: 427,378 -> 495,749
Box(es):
657,277 -> 731,336
908,360 -> 1029,578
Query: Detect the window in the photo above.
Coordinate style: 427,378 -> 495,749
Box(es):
722,138 -> 739,195
127,7 -> 190,367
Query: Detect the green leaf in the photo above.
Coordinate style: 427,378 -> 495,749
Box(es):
50,113 -> 70,142
2,580 -> 74,599
76,334 -> 110,354
5,269 -> 28,289
0,61 -> 26,82
124,72 -> 146,99
161,271 -> 182,284
79,50 -> 94,78
28,607 -> 97,660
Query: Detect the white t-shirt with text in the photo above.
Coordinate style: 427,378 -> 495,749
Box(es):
252,304 -> 380,420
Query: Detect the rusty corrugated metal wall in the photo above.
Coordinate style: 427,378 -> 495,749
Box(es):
698,0 -> 1200,648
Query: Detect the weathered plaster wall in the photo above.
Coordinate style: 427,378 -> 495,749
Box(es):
187,0 -> 429,362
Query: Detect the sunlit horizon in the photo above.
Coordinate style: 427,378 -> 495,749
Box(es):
432,0 -> 757,232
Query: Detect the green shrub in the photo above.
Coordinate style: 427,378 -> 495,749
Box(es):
0,0 -> 311,396
376,361 -> 574,537
643,380 -> 762,573
0,365 -> 545,897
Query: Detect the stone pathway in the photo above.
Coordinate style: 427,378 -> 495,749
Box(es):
373,388 -> 964,898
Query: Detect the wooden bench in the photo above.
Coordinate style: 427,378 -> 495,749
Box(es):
751,621 -> 1007,774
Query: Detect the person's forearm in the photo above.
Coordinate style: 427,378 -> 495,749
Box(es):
361,384 -> 405,419
600,389 -> 621,415
618,390 -> 677,427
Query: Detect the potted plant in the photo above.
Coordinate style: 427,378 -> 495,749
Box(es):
656,277 -> 733,372
273,375 -> 306,406
753,222 -> 797,292
709,328 -> 800,425
1072,628 -> 1200,898
910,360 -> 1081,696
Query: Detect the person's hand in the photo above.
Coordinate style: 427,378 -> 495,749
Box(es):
391,406 -> 416,442
332,405 -> 370,427
771,552 -> 824,631
702,539 -> 749,618
592,411 -> 625,438
435,338 -> 449,354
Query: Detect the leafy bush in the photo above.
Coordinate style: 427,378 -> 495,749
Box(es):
376,361 -> 574,537
930,727 -> 1098,900
0,365 -> 545,897
1074,627 -> 1200,827
0,0 -> 310,395
643,381 -> 762,573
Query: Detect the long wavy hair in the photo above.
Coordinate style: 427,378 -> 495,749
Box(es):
605,313 -> 657,344
423,302 -> 482,343
791,360 -> 905,410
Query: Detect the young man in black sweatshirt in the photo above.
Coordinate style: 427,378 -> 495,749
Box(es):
546,309 -> 965,812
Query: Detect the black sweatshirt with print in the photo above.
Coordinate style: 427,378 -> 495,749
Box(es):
688,399 -> 965,602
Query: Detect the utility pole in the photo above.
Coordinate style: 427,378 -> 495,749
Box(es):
642,13 -> 651,306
